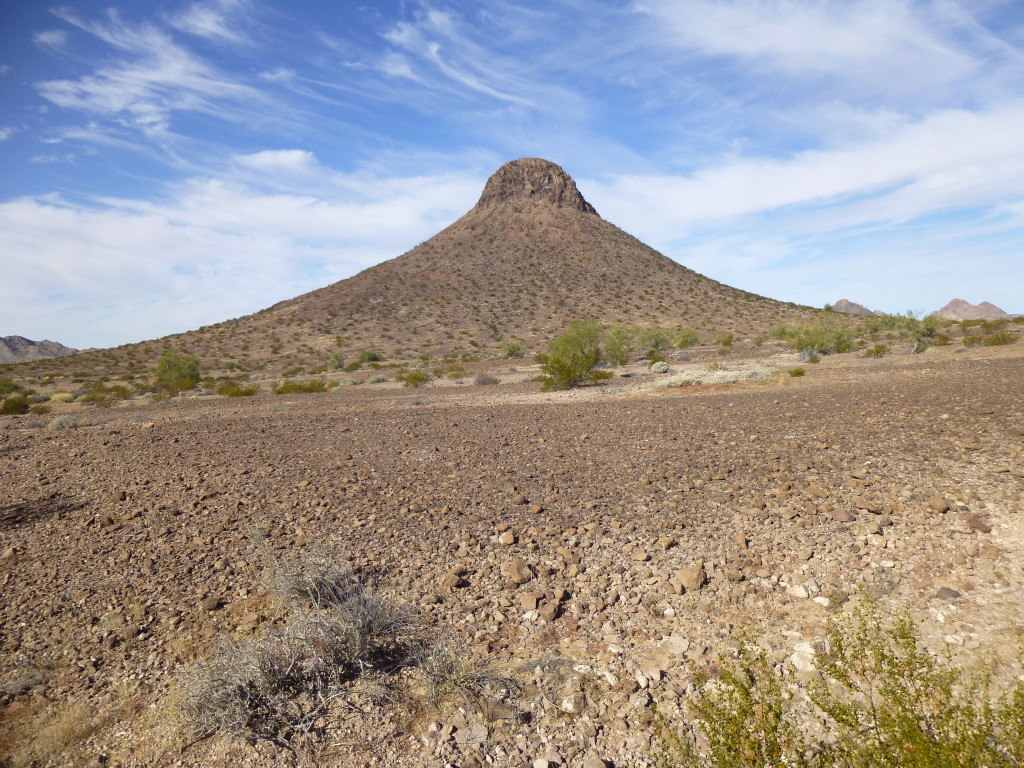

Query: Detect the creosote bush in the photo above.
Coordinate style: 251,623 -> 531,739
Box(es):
535,319 -> 613,391
650,599 -> 1024,768
216,380 -> 259,397
271,379 -> 327,395
1,394 -> 30,415
154,351 -> 201,395
399,370 -> 432,388
500,340 -> 525,358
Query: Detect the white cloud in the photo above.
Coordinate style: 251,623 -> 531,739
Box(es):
33,29 -> 68,50
235,149 -> 319,173
0,168 -> 480,348
168,0 -> 249,44
636,0 -> 977,88
36,9 -> 264,135
0,127 -> 14,142
590,103 -> 1024,241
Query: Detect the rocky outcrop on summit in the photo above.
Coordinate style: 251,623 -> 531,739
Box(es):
932,299 -> 1012,321
0,335 -> 78,364
831,299 -> 877,317
472,157 -> 598,214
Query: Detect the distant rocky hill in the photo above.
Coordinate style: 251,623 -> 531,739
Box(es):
0,336 -> 78,364
932,299 -> 1013,321
831,299 -> 878,317
7,158 -> 821,377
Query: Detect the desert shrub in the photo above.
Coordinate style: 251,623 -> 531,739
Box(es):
399,370 -> 432,388
773,317 -> 854,358
357,348 -> 382,364
154,351 -> 200,395
714,331 -> 734,347
788,367 -> 805,377
368,375 -> 388,384
602,323 -> 638,366
271,379 -> 327,395
963,334 -> 986,347
983,331 -> 1015,346
474,373 -> 499,385
46,413 -> 105,431
637,327 -> 671,351
649,600 -> 1024,768
29,404 -> 51,414
0,377 -> 23,397
415,634 -> 521,712
180,561 -> 416,747
50,392 -> 73,403
864,344 -> 888,358
1014,316 -> 1024,324
282,366 -> 304,377
674,328 -> 699,348
535,319 -> 613,391
500,340 -> 525,359
343,361 -> 362,372
217,380 -> 259,397
1,395 -> 30,415
326,352 -> 345,372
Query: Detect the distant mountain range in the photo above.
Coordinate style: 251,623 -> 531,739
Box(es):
931,298 -> 1018,321
832,298 -> 1019,320
0,336 -> 79,364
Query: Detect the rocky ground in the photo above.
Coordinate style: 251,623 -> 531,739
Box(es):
1,342 -> 1023,767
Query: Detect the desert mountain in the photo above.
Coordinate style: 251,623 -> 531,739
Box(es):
933,299 -> 1013,321
0,335 -> 78,364
830,299 -> 877,317
6,158 -> 819,376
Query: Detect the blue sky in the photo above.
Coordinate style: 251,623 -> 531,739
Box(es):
2,0 -> 1023,348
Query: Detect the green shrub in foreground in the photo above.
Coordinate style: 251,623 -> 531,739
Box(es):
217,380 -> 260,397
651,599 -> 1024,768
500,340 -> 525,359
0,377 -> 23,397
983,330 -> 1016,346
535,319 -> 613,391
788,367 -> 805,377
271,379 -> 327,395
1,395 -> 30,415
154,351 -> 201,395
772,318 -> 854,358
399,370 -> 432,388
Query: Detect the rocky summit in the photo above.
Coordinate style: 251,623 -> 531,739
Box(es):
0,336 -> 78,364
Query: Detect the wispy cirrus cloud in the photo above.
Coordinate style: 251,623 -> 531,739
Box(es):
36,7 -> 266,136
168,0 -> 251,44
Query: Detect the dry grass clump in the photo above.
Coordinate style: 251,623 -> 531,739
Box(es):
177,541 -> 518,757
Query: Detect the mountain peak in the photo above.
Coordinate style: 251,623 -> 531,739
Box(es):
473,158 -> 598,215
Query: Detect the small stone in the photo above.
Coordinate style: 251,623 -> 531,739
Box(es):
831,509 -> 855,523
656,536 -> 675,551
538,603 -> 559,622
520,592 -> 543,611
507,557 -> 533,585
854,497 -> 880,513
498,530 -> 516,545
512,494 -> 528,505
200,596 -> 220,612
630,547 -> 649,562
677,565 -> 706,592
936,587 -> 962,600
442,571 -> 466,589
927,497 -> 950,513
